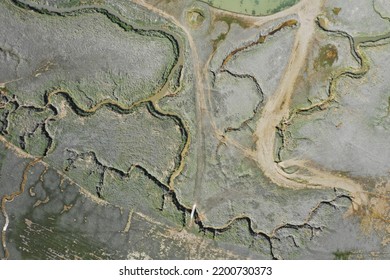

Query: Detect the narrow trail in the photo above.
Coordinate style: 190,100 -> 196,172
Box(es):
134,0 -> 369,214
253,0 -> 368,210
275,8 -> 390,213
202,18 -> 300,162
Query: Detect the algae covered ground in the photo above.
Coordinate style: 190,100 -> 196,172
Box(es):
201,0 -> 300,16
1,0 -> 389,260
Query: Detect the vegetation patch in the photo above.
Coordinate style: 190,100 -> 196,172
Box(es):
202,0 -> 300,16
333,250 -> 353,260
314,44 -> 338,69
186,9 -> 205,28
332,7 -> 341,15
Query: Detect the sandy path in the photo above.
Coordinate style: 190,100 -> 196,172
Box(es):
133,0 -> 368,210
254,0 -> 367,208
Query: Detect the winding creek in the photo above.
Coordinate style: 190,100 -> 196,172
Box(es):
1,0 -> 194,259
1,0 -> 390,259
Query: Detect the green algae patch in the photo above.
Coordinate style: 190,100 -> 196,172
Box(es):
202,0 -> 300,16
214,14 -> 252,29
333,250 -> 352,260
187,9 -> 205,28
314,44 -> 338,69
332,7 -> 341,15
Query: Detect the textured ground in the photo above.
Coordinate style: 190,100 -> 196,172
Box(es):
1,0 -> 389,260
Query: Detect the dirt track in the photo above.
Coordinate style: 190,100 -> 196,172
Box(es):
253,0 -> 367,209
133,0 -> 369,211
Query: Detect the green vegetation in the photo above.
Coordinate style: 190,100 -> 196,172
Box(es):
186,9 -> 205,28
6,106 -> 54,156
212,32 -> 227,50
333,250 -> 353,260
202,0 -> 300,16
332,7 -> 342,15
214,14 -> 251,29
3,1 -> 178,108
57,0 -> 106,8
15,214 -> 111,260
314,44 -> 338,69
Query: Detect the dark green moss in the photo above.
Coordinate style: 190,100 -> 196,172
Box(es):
333,250 -> 353,260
